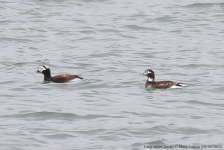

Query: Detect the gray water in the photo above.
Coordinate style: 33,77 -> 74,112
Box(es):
0,0 -> 224,149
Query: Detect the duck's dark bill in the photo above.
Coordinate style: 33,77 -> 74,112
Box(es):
36,70 -> 41,73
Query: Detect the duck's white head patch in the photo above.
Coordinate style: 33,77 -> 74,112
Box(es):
36,66 -> 49,73
143,69 -> 154,76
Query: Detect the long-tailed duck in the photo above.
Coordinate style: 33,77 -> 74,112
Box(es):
142,69 -> 188,89
36,66 -> 83,83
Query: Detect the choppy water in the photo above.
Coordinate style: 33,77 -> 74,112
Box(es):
1,0 -> 224,149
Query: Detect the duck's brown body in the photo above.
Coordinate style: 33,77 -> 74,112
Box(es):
145,81 -> 179,89
36,66 -> 83,83
45,74 -> 83,83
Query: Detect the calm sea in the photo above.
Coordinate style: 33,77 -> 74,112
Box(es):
0,0 -> 224,149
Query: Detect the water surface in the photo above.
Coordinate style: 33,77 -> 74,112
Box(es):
0,0 -> 224,149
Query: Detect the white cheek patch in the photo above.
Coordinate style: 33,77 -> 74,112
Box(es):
40,67 -> 45,71
38,66 -> 47,72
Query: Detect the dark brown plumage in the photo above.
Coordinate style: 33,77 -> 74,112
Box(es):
143,69 -> 188,89
145,80 -> 179,89
36,66 -> 83,83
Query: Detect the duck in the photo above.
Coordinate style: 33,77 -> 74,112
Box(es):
142,69 -> 188,89
36,66 -> 83,83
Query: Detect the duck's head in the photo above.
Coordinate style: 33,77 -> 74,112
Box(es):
36,66 -> 51,75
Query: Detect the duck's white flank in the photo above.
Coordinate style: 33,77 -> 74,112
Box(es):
171,83 -> 188,89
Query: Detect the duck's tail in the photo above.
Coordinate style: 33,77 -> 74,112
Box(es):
78,76 -> 83,80
176,83 -> 188,87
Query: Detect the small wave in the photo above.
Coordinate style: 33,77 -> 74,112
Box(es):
184,2 -> 224,8
0,111 -> 111,120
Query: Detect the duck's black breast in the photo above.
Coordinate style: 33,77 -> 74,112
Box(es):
51,74 -> 83,83
146,81 -> 176,89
